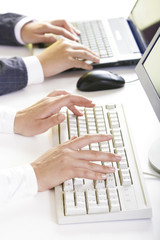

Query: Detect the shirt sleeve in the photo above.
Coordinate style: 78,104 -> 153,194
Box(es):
23,56 -> 44,85
14,17 -> 44,85
14,16 -> 35,45
0,107 -> 17,134
0,164 -> 38,203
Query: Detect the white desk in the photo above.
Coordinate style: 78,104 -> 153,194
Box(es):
0,1 -> 160,239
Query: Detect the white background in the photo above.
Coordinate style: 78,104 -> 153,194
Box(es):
1,0 -> 136,20
0,1 -> 160,240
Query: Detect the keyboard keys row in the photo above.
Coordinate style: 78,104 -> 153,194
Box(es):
72,20 -> 113,57
64,186 -> 120,216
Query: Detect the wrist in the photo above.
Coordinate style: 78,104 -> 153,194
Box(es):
15,17 -> 35,45
31,161 -> 46,192
14,111 -> 23,135
14,110 -> 33,137
37,54 -> 48,78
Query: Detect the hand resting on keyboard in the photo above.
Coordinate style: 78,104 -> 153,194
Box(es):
14,89 -> 95,136
31,134 -> 121,192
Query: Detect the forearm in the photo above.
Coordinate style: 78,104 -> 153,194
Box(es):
0,56 -> 44,96
0,57 -> 28,95
0,13 -> 26,46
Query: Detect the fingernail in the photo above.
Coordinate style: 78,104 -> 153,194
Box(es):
108,167 -> 115,172
76,29 -> 81,34
106,134 -> 113,139
74,35 -> 79,41
95,57 -> 100,62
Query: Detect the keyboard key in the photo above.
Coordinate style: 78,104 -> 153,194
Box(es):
119,169 -> 132,186
64,191 -> 86,215
107,188 -> 120,212
106,173 -> 116,187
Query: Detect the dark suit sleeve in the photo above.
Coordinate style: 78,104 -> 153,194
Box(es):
0,13 -> 26,46
0,57 -> 28,95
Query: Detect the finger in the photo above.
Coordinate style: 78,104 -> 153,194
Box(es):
60,135 -> 78,145
40,113 -> 65,132
46,25 -> 79,41
69,24 -> 81,35
57,21 -> 78,36
59,21 -> 80,36
71,49 -> 100,63
71,42 -> 100,57
71,136 -> 78,140
47,89 -> 70,97
68,105 -> 84,116
68,134 -> 113,150
75,161 -> 116,174
70,150 -> 121,163
72,58 -> 93,70
71,167 -> 114,180
36,95 -> 95,119
64,24 -> 80,37
50,20 -> 81,36
38,34 -> 57,43
50,94 -> 95,112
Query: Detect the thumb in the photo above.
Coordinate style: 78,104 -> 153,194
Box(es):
41,113 -> 65,132
48,113 -> 65,126
40,34 -> 57,43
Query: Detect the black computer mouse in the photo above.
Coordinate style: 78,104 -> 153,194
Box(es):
77,70 -> 125,92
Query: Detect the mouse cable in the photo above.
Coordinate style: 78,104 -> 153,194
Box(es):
125,78 -> 139,83
143,171 -> 160,179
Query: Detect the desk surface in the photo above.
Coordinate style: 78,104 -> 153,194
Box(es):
0,1 -> 160,240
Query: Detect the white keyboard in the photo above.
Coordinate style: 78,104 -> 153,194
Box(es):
52,104 -> 152,224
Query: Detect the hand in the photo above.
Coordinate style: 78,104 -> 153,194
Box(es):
31,134 -> 121,192
14,90 -> 95,137
21,19 -> 80,44
37,38 -> 100,77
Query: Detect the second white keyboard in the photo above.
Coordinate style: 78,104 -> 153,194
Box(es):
52,104 -> 152,224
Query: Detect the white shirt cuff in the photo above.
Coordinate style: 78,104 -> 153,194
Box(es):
23,56 -> 44,85
0,164 -> 38,202
0,107 -> 17,134
14,16 -> 34,45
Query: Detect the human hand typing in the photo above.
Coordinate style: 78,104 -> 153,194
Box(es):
21,19 -> 80,44
14,90 -> 95,137
31,134 -> 121,192
37,38 -> 100,76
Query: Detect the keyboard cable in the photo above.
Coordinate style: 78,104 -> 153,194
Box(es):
143,171 -> 160,179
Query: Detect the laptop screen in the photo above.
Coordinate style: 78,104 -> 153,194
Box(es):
129,0 -> 160,51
